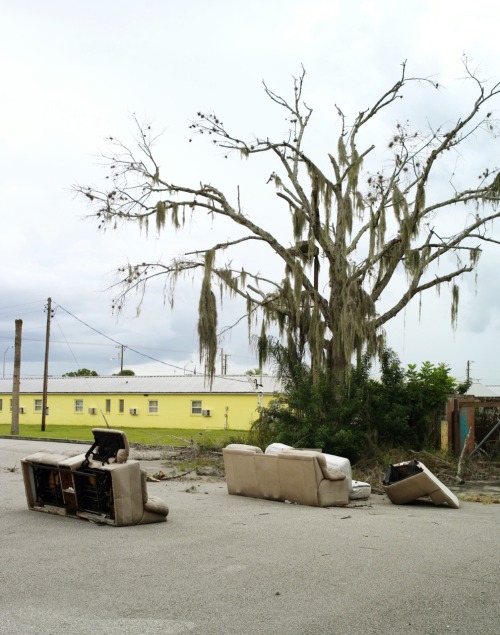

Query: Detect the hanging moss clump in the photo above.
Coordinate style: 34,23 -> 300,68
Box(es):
197,250 -> 218,385
156,200 -> 166,231
451,283 -> 460,330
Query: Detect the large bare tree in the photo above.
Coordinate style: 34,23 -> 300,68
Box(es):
76,59 -> 500,384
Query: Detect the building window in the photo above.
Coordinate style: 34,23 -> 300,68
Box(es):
119,399 -> 124,414
105,399 -> 111,413
0,398 -> 2,412
34,399 -> 43,413
148,400 -> 159,414
191,400 -> 202,415
74,399 -> 84,413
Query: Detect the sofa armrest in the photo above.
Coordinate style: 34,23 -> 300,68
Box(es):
223,445 -> 263,498
282,449 -> 346,482
224,444 -> 263,453
58,454 -> 87,470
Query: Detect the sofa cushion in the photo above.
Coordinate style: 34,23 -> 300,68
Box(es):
265,442 -> 293,456
143,496 -> 169,517
350,480 -> 372,500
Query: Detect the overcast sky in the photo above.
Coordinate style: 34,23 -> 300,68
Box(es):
1,0 -> 500,384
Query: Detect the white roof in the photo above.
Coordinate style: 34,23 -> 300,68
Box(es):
485,385 -> 500,397
464,383 -> 500,397
0,374 -> 282,395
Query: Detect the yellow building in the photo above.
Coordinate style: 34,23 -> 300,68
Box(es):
0,375 -> 280,430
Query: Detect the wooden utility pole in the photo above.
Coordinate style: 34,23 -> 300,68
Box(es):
466,360 -> 474,383
117,344 -> 126,373
220,349 -> 230,375
41,297 -> 53,432
11,319 -> 22,435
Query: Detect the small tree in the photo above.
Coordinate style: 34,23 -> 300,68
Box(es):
76,58 -> 500,387
405,362 -> 459,447
252,346 -> 464,460
63,368 -> 99,377
112,369 -> 135,376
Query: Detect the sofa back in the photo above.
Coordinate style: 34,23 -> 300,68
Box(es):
275,451 -> 325,506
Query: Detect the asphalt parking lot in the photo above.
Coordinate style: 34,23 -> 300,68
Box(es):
1,438 -> 499,635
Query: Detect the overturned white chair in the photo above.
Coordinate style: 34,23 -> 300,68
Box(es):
383,460 -> 460,509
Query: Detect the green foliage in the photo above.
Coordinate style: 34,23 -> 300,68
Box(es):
251,341 -> 462,461
63,368 -> 99,377
405,361 -> 456,447
251,339 -> 366,461
112,369 -> 135,376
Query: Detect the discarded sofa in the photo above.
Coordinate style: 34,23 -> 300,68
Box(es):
21,428 -> 169,525
383,460 -> 460,509
264,442 -> 371,501
222,443 -> 349,507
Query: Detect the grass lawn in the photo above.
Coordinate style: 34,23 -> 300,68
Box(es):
0,424 -> 248,449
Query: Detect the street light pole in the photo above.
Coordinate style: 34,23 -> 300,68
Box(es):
3,345 -> 13,378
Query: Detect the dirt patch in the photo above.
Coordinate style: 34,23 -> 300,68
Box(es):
132,444 -> 226,482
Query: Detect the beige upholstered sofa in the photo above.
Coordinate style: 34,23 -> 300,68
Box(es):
21,428 -> 169,526
222,444 -> 349,507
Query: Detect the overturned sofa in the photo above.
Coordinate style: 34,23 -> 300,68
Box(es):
21,428 -> 169,526
223,443 -> 349,507
383,460 -> 460,509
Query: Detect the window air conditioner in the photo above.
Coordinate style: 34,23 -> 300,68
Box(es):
201,409 -> 211,417
129,408 -> 139,415
88,408 -> 97,415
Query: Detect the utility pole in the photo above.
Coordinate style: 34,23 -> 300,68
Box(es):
220,349 -> 230,375
11,319 -> 22,435
41,297 -> 53,432
466,360 -> 474,384
115,344 -> 126,373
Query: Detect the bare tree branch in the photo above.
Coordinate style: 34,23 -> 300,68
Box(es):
75,59 -> 500,383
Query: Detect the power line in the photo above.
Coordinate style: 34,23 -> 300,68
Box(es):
56,303 -> 191,373
55,302 -> 250,384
